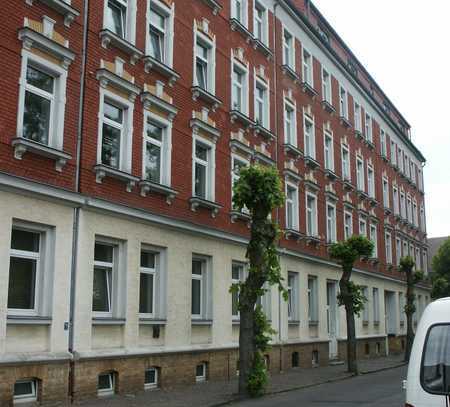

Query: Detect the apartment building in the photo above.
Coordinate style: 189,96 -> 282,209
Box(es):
0,0 -> 429,404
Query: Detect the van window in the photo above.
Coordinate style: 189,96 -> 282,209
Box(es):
421,324 -> 450,394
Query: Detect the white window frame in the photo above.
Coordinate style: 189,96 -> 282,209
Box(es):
17,50 -> 68,151
370,223 -> 378,258
13,379 -> 38,404
285,182 -> 299,231
307,276 -> 318,323
142,111 -> 172,186
284,97 -> 297,146
380,129 -> 387,157
407,195 -> 413,224
144,367 -> 159,390
231,0 -> 248,27
191,256 -> 211,320
231,58 -> 249,115
92,242 -> 116,318
146,0 -> 175,67
391,141 -> 397,166
139,248 -> 163,319
193,26 -> 216,94
400,190 -> 406,219
399,292 -> 405,324
282,28 -> 295,69
98,372 -> 115,397
231,154 -> 249,209
231,262 -> 246,320
354,101 -> 362,132
339,85 -> 348,119
321,66 -> 332,103
396,237 -> 402,266
365,112 -> 372,142
361,286 -> 369,322
303,113 -> 315,159
324,130 -> 334,172
382,177 -> 390,208
192,136 -> 216,201
422,250 -> 428,274
341,144 -> 351,181
253,1 -> 268,45
326,202 -> 337,243
306,192 -> 318,237
393,185 -> 399,215
287,271 -> 299,321
254,75 -> 269,128
196,362 -> 207,382
97,88 -> 134,173
302,47 -> 313,86
356,157 -> 365,192
344,210 -> 353,240
367,164 -> 375,198
420,205 -> 426,232
413,201 -> 418,227
373,287 -> 380,323
103,0 -> 137,44
359,216 -> 367,237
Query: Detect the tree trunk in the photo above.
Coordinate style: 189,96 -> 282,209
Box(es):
238,304 -> 255,394
339,267 -> 358,375
404,269 -> 415,362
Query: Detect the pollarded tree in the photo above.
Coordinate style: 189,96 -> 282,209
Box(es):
329,235 -> 374,374
399,256 -> 423,362
232,165 -> 285,397
431,237 -> 450,299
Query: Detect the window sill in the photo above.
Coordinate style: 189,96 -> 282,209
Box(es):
325,190 -> 339,203
321,100 -> 336,114
93,164 -> 139,192
192,319 -> 213,326
232,319 -> 240,326
288,320 -> 301,326
357,189 -> 369,200
36,0 -> 80,27
283,168 -> 302,184
369,257 -> 379,265
229,139 -> 254,158
343,179 -> 354,191
252,38 -> 273,59
285,229 -> 303,241
230,210 -> 251,224
139,180 -> 178,204
374,321 -> 380,327
92,318 -> 126,326
139,318 -> 167,326
191,86 -> 222,111
304,155 -> 320,170
324,169 -> 339,181
12,137 -> 72,172
340,116 -> 352,129
99,29 -> 143,65
7,315 -> 52,325
309,320 -> 319,327
96,68 -> 141,102
229,18 -> 253,41
383,206 -> 392,215
368,197 -> 378,207
189,197 -> 222,217
252,123 -> 275,142
301,82 -> 318,98
200,0 -> 222,15
355,130 -> 364,140
254,151 -> 275,167
230,110 -> 255,129
18,27 -> 76,69
365,139 -> 375,150
281,65 -> 299,82
362,320 -> 369,326
141,91 -> 178,120
283,143 -> 303,158
381,154 -> 389,163
142,56 -> 180,86
190,117 -> 221,142
305,235 -> 321,246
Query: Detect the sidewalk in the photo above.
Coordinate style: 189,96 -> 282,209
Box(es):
76,355 -> 406,407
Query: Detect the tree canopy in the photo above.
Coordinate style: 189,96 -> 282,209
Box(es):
431,237 -> 450,299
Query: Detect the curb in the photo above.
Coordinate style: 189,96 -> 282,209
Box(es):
210,361 -> 407,406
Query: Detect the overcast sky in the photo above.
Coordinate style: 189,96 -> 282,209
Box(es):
311,0 -> 450,238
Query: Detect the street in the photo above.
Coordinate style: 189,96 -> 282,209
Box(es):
234,365 -> 407,407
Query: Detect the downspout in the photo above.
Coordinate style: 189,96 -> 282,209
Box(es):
68,0 -> 89,401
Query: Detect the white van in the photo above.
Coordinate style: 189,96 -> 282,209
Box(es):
405,297 -> 450,407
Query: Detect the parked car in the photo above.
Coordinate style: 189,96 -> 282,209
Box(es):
405,297 -> 450,407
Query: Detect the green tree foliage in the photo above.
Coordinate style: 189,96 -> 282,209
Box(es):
431,237 -> 450,299
232,165 -> 285,397
329,235 -> 374,374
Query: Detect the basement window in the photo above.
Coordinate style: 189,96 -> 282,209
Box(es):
196,362 -> 207,382
144,367 -> 159,390
98,372 -> 115,397
13,379 -> 38,404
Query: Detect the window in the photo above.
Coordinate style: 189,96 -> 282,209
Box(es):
92,243 -> 116,317
354,101 -> 362,131
391,141 -> 397,166
382,177 -> 390,208
284,99 -> 296,146
253,1 -> 267,44
396,237 -> 402,266
367,164 -> 375,198
8,228 -> 43,316
322,67 -> 331,103
365,113 -> 372,142
373,288 -> 380,323
231,155 -> 248,209
139,250 -> 160,317
308,276 -> 318,323
149,5 -> 166,62
393,186 -> 399,215
193,138 -> 214,200
101,101 -> 124,169
232,63 -> 248,114
423,250 -> 428,274
303,114 -> 315,158
98,372 -> 115,396
370,224 -> 378,258
195,42 -> 209,91
361,286 -> 369,322
231,0 -> 247,26
191,257 -> 211,320
105,0 -> 128,38
196,362 -> 207,382
399,292 -> 405,324
306,193 -> 318,237
359,216 -> 367,237
415,247 -> 421,270
421,324 -> 450,395
380,129 -> 387,157
385,232 -> 392,264
356,157 -> 365,191
399,148 -> 404,173
286,183 -> 299,231
254,78 -> 269,127
14,379 -> 38,404
326,203 -> 337,243
231,263 -> 245,319
400,191 -> 406,219
420,205 -> 426,232
341,144 -> 351,181
403,241 -> 408,258
407,196 -> 413,224
302,48 -> 313,85
339,86 -> 348,119
344,211 -> 353,240
145,367 -> 159,390
324,131 -> 334,171
287,272 -> 299,321
283,29 -> 295,69
143,114 -> 171,185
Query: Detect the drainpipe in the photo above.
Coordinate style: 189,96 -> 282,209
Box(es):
68,0 -> 89,402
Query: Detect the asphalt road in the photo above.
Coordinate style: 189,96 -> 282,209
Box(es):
233,365 -> 407,407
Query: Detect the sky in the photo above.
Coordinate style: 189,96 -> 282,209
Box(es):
311,0 -> 450,238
